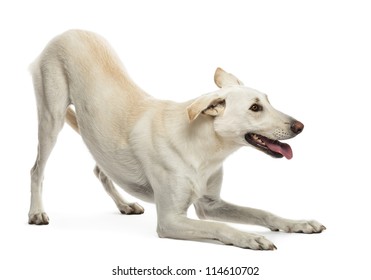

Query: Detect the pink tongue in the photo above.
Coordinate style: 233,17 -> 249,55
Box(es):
266,141 -> 293,160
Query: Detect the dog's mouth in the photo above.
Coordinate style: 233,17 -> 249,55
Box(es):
244,133 -> 293,160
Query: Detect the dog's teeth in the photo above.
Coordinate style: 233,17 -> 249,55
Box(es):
251,134 -> 265,145
253,135 -> 260,142
256,136 -> 265,145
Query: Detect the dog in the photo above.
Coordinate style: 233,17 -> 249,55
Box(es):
28,30 -> 325,250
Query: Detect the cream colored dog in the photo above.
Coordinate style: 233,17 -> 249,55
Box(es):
29,30 -> 325,250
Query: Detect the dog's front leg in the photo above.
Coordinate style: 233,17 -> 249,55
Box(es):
193,169 -> 325,234
195,197 -> 326,234
154,187 -> 276,250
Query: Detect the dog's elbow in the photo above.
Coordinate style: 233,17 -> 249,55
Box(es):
194,197 -> 221,220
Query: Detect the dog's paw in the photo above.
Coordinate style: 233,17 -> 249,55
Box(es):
28,212 -> 49,225
226,233 -> 277,250
273,219 -> 326,234
119,202 -> 144,215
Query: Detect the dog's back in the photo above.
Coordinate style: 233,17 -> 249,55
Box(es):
31,30 -> 151,148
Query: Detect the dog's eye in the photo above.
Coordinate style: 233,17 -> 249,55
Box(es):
249,104 -> 262,112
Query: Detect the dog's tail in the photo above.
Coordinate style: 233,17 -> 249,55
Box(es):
65,107 -> 80,134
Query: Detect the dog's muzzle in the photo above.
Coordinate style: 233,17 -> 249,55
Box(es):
244,120 -> 304,160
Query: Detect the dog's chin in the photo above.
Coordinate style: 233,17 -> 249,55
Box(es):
244,133 -> 293,160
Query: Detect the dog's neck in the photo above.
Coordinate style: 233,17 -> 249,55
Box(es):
167,104 -> 239,171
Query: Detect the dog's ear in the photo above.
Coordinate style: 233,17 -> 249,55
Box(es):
214,67 -> 244,88
187,94 -> 226,122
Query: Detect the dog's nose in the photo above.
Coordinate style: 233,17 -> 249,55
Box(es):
291,120 -> 304,134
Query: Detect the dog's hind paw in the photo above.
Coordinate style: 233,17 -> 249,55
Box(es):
28,212 -> 49,225
119,202 -> 144,215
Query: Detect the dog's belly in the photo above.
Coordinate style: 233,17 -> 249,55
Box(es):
106,154 -> 155,203
81,134 -> 155,203
103,159 -> 154,203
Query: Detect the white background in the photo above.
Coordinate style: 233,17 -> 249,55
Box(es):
1,0 -> 370,279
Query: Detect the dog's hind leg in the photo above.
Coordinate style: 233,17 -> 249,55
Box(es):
93,166 -> 144,214
28,60 -> 69,225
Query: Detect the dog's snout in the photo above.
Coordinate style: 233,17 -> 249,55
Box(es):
291,120 -> 304,134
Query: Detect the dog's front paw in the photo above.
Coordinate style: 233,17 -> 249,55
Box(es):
119,202 -> 144,215
271,219 -> 326,234
28,212 -> 49,225
226,233 -> 277,250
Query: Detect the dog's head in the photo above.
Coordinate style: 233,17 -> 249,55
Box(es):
187,68 -> 304,159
